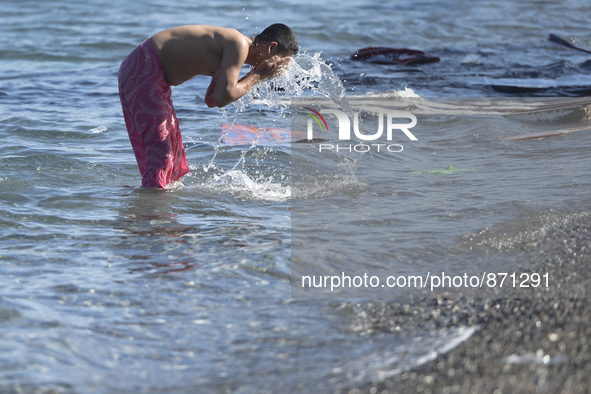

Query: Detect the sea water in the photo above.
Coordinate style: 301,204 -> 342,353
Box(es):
1,0 -> 591,393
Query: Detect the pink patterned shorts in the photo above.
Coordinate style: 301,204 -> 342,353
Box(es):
118,38 -> 189,188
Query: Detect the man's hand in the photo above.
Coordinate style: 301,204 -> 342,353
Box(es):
253,55 -> 291,80
207,45 -> 292,108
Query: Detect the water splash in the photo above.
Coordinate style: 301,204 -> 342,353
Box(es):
232,52 -> 352,115
200,51 -> 354,185
204,169 -> 291,202
202,52 -> 361,199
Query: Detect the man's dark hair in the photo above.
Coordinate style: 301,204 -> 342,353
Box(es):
255,24 -> 299,55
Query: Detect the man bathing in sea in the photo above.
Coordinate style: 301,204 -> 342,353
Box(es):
118,24 -> 298,188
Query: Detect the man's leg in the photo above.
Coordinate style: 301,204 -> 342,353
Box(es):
118,39 -> 189,188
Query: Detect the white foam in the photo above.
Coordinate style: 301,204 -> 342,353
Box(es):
461,54 -> 481,64
88,126 -> 107,133
202,169 -> 290,202
504,350 -> 567,366
334,325 -> 478,385
361,87 -> 421,98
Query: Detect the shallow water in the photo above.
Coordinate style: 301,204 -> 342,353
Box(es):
1,0 -> 591,392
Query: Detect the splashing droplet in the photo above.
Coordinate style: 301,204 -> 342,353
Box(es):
231,52 -> 352,115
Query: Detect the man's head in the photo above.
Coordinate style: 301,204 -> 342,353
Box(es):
252,23 -> 299,58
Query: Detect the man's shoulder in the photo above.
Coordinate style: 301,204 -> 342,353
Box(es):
212,27 -> 248,44
210,27 -> 250,55
167,25 -> 244,40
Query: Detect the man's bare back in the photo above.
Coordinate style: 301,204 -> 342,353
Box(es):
150,25 -> 247,85
150,25 -> 294,108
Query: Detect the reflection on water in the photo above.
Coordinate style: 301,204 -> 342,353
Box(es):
115,189 -> 199,274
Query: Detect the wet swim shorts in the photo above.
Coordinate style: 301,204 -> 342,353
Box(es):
118,38 -> 189,188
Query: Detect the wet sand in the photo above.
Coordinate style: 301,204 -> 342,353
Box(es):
343,211 -> 591,393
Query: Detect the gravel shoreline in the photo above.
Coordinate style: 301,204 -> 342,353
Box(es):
342,211 -> 591,393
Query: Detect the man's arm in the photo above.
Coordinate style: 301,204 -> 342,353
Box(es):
206,70 -> 264,108
208,36 -> 252,108
208,36 -> 291,108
